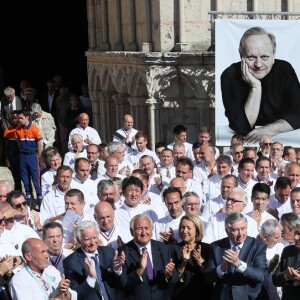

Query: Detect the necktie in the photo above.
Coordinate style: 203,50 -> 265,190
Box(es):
166,167 -> 171,179
92,254 -> 109,300
143,247 -> 154,280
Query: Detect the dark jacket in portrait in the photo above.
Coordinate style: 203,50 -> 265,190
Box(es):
221,59 -> 300,136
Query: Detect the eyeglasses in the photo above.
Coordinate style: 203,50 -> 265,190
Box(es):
264,143 -> 272,146
0,216 -> 14,223
226,198 -> 244,204
15,201 -> 27,209
87,151 -> 98,155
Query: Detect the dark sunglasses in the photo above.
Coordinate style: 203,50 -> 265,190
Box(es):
15,201 -> 27,209
0,216 -> 14,223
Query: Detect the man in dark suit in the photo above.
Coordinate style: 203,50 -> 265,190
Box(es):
273,216 -> 300,299
1,86 -> 23,131
204,212 -> 267,300
40,79 -> 59,120
114,213 -> 179,300
63,220 -> 120,300
0,86 -> 23,164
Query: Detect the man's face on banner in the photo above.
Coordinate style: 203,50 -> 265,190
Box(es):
242,34 -> 275,80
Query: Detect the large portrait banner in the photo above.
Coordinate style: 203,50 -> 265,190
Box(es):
215,19 -> 300,147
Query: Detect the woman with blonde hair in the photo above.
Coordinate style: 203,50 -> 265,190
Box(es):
171,214 -> 213,299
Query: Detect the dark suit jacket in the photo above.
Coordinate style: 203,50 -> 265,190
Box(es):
40,90 -> 59,119
1,96 -> 23,130
117,239 -> 179,300
272,245 -> 300,300
204,236 -> 267,300
171,241 -> 213,300
63,246 -> 120,300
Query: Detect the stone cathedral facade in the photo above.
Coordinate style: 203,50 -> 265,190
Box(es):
85,0 -> 300,148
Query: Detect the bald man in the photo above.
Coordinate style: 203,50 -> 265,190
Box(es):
169,177 -> 187,195
68,113 -> 101,150
9,238 -> 76,299
94,201 -> 122,249
113,114 -> 138,157
0,180 -> 12,202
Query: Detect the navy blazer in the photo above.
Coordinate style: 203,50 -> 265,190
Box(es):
272,245 -> 300,300
204,236 -> 267,300
63,246 -> 120,300
117,239 -> 179,300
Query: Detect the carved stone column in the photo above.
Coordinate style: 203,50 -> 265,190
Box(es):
102,91 -> 116,142
89,90 -> 101,132
127,97 -> 140,128
87,0 -> 96,50
112,94 -> 128,129
194,98 -> 214,138
100,0 -> 110,50
114,0 -> 123,50
176,0 -> 188,51
128,0 -> 137,50
145,97 -> 160,150
144,0 -> 152,51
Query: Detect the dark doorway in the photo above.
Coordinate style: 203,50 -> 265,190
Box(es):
0,0 -> 88,96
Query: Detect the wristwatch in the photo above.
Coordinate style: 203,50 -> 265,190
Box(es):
236,261 -> 242,268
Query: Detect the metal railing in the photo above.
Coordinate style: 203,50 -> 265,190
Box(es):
208,11 -> 300,30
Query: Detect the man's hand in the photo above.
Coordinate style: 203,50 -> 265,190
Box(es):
54,274 -> 71,298
266,208 -> 279,220
252,210 -> 262,229
285,266 -> 300,282
0,255 -> 14,275
159,228 -> 177,244
141,195 -> 151,205
113,250 -> 125,272
154,175 -> 163,191
221,248 -> 239,272
245,120 -> 293,145
164,259 -> 175,278
241,58 -> 261,88
136,249 -> 147,277
84,135 -> 91,145
84,257 -> 97,279
30,209 -> 42,230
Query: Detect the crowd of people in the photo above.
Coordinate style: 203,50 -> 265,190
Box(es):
1,77 -> 300,299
